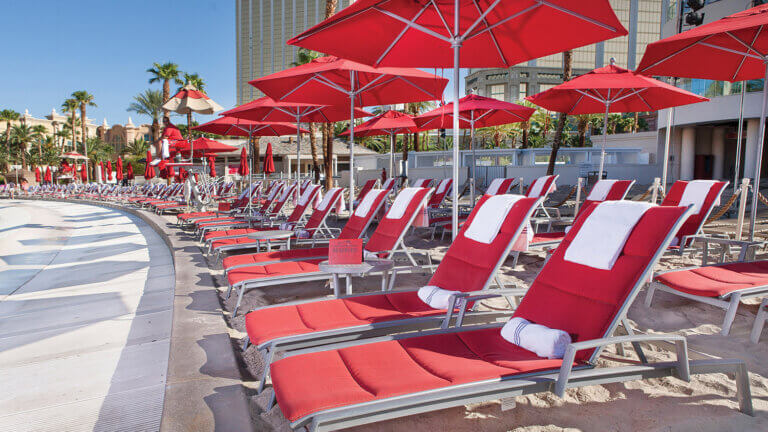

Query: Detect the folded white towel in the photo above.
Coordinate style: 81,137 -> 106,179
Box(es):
528,176 -> 554,198
363,250 -> 380,260
464,195 -> 525,244
586,180 -> 618,201
317,188 -> 341,210
298,185 -> 316,206
501,317 -> 572,359
417,285 -> 456,309
564,201 -> 653,270
354,189 -> 384,217
436,179 -> 450,194
486,178 -> 505,195
386,187 -> 421,219
679,180 -> 718,215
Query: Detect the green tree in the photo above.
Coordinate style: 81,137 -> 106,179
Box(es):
547,50 -> 572,176
181,72 -> 205,92
292,48 -> 323,182
10,124 -> 42,169
0,109 -> 20,171
147,62 -> 184,121
124,138 -> 150,157
127,89 -> 164,151
30,125 -> 48,158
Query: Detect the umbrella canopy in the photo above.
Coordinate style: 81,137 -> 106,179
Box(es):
106,161 -> 113,181
415,94 -> 535,129
208,156 -> 217,177
61,151 -> 87,160
35,167 -> 41,183
144,151 -> 155,180
193,116 -> 309,137
163,84 -> 224,115
44,166 -> 52,183
263,142 -> 275,174
340,110 -> 418,137
174,137 -> 238,157
116,157 -> 124,181
238,147 -> 249,176
224,96 -> 369,123
289,0 -> 626,238
527,62 -> 708,174
127,163 -> 134,180
637,3 -> 768,240
251,56 -> 448,107
162,122 -> 184,141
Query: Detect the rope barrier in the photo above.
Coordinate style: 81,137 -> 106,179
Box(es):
705,189 -> 741,224
550,185 -> 577,208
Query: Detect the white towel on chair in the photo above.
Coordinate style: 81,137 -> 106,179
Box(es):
417,285 -> 455,309
464,195 -> 525,244
354,189 -> 383,217
386,188 -> 420,219
501,317 -> 571,359
679,180 -> 718,215
564,201 -> 653,270
586,180 -> 618,201
298,185 -> 316,206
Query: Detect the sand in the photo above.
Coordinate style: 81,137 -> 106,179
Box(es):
191,198 -> 768,431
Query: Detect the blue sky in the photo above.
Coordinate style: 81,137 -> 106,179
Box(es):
1,0 -> 464,127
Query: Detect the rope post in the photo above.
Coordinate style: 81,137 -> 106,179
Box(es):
574,177 -> 583,216
519,177 -> 524,195
736,178 -> 750,241
651,177 -> 660,204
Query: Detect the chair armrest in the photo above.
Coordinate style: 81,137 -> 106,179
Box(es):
555,333 -> 690,397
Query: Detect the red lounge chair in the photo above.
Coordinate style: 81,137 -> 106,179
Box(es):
220,188 -> 389,275
427,178 -> 452,209
658,180 -> 728,254
429,177 -> 519,237
176,181 -> 262,224
194,183 -> 291,237
266,202 -> 754,431
752,299 -> 768,343
227,187 -> 434,315
411,178 -> 433,188
352,178 -> 377,208
243,193 -> 542,393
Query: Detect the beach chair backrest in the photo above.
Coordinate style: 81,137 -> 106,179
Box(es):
428,178 -> 452,208
485,178 -> 516,196
339,189 -> 389,239
430,194 -> 541,293
356,179 -> 378,203
412,178 -> 432,188
286,184 -> 321,222
577,179 -> 635,218
525,175 -> 558,199
381,178 -> 396,193
514,202 -> 691,361
303,187 -> 344,233
365,187 -> 433,254
660,180 -> 728,244
271,183 -> 296,214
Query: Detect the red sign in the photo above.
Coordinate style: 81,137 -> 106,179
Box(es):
218,202 -> 231,211
329,239 -> 363,265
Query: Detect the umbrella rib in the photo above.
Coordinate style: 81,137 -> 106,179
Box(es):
463,0 -> 503,40
567,94 -> 586,114
465,3 -> 540,41
725,29 -> 765,57
311,74 -> 352,95
375,3 -> 432,66
612,88 -> 647,104
356,73 -> 391,95
635,91 -> 654,111
469,0 -> 509,66
732,26 -> 764,80
575,89 -> 608,104
638,35 -> 715,72
392,76 -> 440,99
537,0 -> 620,32
374,6 -> 452,43
474,110 -> 495,123
429,0 -> 452,35
291,0 -> 389,41
699,41 -> 763,60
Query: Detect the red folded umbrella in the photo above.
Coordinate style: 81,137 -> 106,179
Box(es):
81,164 -> 88,182
166,164 -> 176,179
44,166 -> 52,183
208,156 -> 217,177
238,147 -> 249,176
106,160 -> 113,181
263,142 -> 275,174
116,157 -> 123,181
127,163 -> 134,180
144,150 -> 155,180
180,167 -> 188,180
35,167 -> 41,183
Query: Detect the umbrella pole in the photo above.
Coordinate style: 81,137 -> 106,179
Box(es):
296,116 -> 302,202
248,131 -> 254,215
390,133 -> 395,178
470,120 -> 476,205
735,82 -> 746,194
749,64 -> 768,241
599,102 -> 609,177
451,25 -> 461,240
349,74 -> 357,214
661,107 -> 673,199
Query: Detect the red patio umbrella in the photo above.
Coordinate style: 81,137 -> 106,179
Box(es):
126,163 -> 134,180
263,142 -> 275,174
340,110 -> 418,178
144,151 -> 155,180
80,164 -> 88,182
225,96 -> 371,201
163,84 -> 224,159
527,61 -> 708,175
289,0 -> 627,238
35,167 -> 41,183
166,164 -> 176,180
251,56 -> 447,210
116,157 -> 123,181
44,166 -> 52,183
193,116 -> 308,137
238,147 -> 249,177
208,156 -> 217,177
637,3 -> 768,239
106,160 -> 113,181
174,137 -> 238,157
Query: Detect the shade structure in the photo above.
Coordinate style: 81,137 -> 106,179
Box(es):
290,0 -> 627,238
226,96 -> 371,201
193,116 -> 309,137
251,56 -> 447,211
44,167 -> 52,183
126,163 -> 134,180
340,110 -> 418,177
208,156 -> 217,177
238,147 -> 249,176
637,3 -> 768,240
144,151 -> 155,180
61,151 -> 87,160
415,93 -> 535,203
174,137 -> 238,157
116,157 -> 124,181
263,142 -> 275,174
35,167 -> 41,183
526,62 -> 708,175
163,84 -> 224,115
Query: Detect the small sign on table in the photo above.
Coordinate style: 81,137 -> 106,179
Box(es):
329,239 -> 363,265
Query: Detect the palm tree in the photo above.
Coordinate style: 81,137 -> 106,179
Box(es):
292,48 -> 323,182
147,62 -> 183,121
181,72 -> 205,92
323,0 -> 339,189
30,125 -> 48,158
0,109 -> 20,171
127,89 -> 164,152
547,50 -> 573,176
61,99 -> 79,149
124,137 -> 150,157
72,91 -> 96,181
10,124 -> 39,169
572,114 -> 596,147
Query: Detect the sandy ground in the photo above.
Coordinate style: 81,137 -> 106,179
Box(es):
175,188 -> 768,432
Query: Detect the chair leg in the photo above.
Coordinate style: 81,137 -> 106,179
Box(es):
242,336 -> 250,351
621,318 -> 648,364
258,348 -> 275,394
721,293 -> 742,336
234,286 -> 245,316
644,283 -> 657,307
750,298 -> 768,344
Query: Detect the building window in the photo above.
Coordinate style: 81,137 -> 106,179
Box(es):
518,83 -> 527,99
519,72 -> 529,78
485,72 -> 508,81
488,84 -> 505,100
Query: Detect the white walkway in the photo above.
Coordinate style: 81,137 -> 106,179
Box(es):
0,200 -> 174,431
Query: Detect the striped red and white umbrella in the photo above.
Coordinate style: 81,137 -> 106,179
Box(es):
162,84 -> 223,115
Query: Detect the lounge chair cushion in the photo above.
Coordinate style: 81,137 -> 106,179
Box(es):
654,261 -> 768,297
223,247 -> 330,269
226,259 -> 324,287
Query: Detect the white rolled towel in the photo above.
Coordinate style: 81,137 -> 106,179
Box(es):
500,317 -> 572,359
417,285 -> 456,309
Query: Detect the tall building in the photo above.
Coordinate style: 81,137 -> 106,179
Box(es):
235,0 -> 356,105
465,0 -> 663,102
